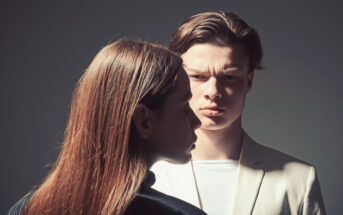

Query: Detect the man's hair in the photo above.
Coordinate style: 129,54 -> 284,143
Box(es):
169,11 -> 263,71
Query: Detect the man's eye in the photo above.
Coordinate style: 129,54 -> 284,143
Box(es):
190,75 -> 205,80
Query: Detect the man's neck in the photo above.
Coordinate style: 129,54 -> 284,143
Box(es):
191,118 -> 244,161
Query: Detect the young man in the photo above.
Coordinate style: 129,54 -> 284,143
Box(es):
151,11 -> 326,215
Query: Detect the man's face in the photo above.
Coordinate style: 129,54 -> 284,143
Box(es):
148,70 -> 201,164
181,43 -> 254,131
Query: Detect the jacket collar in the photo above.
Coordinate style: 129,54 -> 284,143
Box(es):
231,131 -> 265,214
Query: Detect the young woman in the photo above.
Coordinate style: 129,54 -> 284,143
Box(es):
8,39 -> 205,215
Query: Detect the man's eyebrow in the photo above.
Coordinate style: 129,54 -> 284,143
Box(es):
221,68 -> 241,75
183,64 -> 241,74
183,64 -> 208,74
222,65 -> 241,72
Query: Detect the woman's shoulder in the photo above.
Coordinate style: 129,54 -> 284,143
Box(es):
126,186 -> 207,215
7,191 -> 35,215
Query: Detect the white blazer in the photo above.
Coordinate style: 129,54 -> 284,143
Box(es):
151,132 -> 326,215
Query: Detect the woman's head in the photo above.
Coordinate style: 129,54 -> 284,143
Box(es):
68,38 -> 200,213
133,69 -> 201,165
71,39 -> 198,168
24,39 -> 199,215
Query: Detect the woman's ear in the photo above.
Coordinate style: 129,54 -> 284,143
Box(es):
132,104 -> 155,139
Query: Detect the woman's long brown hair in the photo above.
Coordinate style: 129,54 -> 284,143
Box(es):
23,39 -> 182,215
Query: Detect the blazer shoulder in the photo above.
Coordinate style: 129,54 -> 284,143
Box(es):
242,134 -> 316,183
250,139 -> 323,204
248,140 -> 326,214
250,137 -> 313,170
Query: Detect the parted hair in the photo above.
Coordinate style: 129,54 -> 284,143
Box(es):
169,11 -> 263,71
22,39 -> 182,215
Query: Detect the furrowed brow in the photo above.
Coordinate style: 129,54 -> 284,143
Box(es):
222,65 -> 241,72
183,64 -> 209,74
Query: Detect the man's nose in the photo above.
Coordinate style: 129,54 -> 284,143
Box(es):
204,77 -> 222,101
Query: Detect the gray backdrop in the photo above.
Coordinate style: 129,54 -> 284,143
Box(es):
1,0 -> 342,214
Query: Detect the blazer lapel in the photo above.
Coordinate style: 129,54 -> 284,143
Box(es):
167,162 -> 201,208
231,132 -> 265,215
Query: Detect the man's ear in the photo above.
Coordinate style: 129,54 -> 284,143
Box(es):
247,70 -> 255,92
132,104 -> 155,139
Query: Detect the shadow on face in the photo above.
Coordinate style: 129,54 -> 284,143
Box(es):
133,70 -> 201,166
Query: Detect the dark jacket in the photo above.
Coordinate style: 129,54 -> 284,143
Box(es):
8,172 -> 206,215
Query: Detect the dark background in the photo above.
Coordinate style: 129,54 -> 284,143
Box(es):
1,0 -> 342,214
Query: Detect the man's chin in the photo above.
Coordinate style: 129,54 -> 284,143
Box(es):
199,122 -> 228,131
198,115 -> 239,131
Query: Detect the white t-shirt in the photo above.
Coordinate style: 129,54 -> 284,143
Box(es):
191,160 -> 238,215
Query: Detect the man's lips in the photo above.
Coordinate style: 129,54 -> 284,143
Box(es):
199,106 -> 225,116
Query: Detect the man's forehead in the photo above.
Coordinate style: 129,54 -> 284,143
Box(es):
181,43 -> 250,72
